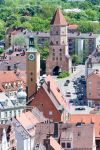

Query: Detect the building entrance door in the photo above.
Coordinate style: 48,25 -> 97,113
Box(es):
53,66 -> 60,75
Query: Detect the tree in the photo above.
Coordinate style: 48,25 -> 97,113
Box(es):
85,9 -> 98,21
87,0 -> 100,5
0,47 -> 4,54
57,70 -> 70,79
0,20 -> 5,40
77,21 -> 94,33
72,54 -> 80,64
22,21 -> 32,30
12,35 -> 26,50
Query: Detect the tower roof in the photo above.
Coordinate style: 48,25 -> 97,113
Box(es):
51,8 -> 67,25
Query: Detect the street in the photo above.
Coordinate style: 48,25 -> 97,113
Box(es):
54,65 -> 85,102
53,65 -> 93,114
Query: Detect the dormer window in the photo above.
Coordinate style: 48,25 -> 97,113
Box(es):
8,83 -> 11,89
5,84 -> 8,89
14,82 -> 16,86
57,88 -> 60,92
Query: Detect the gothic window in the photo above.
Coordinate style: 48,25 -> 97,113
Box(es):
53,57 -> 55,60
56,41 -> 58,45
50,41 -> 53,45
62,41 -> 65,44
31,78 -> 33,81
60,57 -> 62,61
53,53 -> 55,56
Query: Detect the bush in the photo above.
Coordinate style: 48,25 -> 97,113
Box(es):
57,70 -> 70,79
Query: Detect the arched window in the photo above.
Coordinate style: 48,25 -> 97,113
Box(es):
53,57 -> 55,60
53,53 -> 55,56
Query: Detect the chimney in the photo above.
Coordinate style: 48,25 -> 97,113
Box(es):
47,81 -> 50,93
89,32 -> 93,36
77,32 -> 81,36
96,69 -> 99,74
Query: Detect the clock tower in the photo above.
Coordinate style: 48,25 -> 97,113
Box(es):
26,47 -> 40,98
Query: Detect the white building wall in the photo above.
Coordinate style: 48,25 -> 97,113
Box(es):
15,131 -> 24,150
77,39 -> 84,55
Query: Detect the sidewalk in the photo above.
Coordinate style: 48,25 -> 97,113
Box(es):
55,65 -> 85,81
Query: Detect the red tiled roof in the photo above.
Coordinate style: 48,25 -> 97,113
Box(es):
0,71 -> 22,83
68,24 -> 78,29
44,75 -> 67,109
70,114 -> 100,138
0,71 -> 26,92
51,8 -> 67,25
61,123 -> 94,149
11,30 -> 22,35
16,111 -> 39,137
87,71 -> 100,79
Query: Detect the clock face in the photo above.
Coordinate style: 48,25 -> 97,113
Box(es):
28,53 -> 35,61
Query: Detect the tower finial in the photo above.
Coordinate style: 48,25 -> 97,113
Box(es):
50,8 -> 67,25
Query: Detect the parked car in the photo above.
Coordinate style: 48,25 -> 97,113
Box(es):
75,107 -> 85,111
66,92 -> 71,97
69,100 -> 74,103
64,82 -> 68,86
66,80 -> 70,83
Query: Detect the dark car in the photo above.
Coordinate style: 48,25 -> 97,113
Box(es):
69,100 -> 74,103
64,82 -> 68,86
66,80 -> 70,83
75,107 -> 85,111
66,92 -> 71,97
81,75 -> 85,79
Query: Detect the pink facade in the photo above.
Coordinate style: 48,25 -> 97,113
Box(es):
87,71 -> 100,101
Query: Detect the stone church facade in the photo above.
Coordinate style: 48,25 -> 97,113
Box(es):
46,8 -> 72,75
